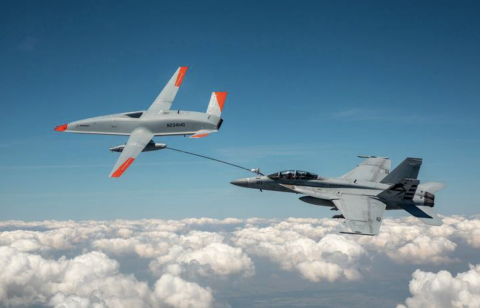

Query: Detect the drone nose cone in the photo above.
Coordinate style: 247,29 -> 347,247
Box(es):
230,178 -> 248,188
54,124 -> 68,132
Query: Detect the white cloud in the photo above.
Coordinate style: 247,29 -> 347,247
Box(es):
93,229 -> 254,278
150,242 -> 254,278
389,235 -> 457,264
1,216 -> 480,307
0,247 -> 213,308
444,216 -> 480,249
232,222 -> 366,282
0,247 -> 154,307
398,264 -> 480,308
0,229 -> 74,252
355,217 -> 462,264
154,274 -> 213,308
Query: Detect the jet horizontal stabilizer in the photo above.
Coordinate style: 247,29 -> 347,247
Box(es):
378,178 -> 420,201
399,204 -> 442,226
189,130 -> 218,138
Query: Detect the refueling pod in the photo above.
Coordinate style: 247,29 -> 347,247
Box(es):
110,142 -> 166,153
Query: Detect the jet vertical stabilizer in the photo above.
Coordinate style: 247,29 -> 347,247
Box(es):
381,157 -> 422,184
189,92 -> 228,139
206,92 -> 228,117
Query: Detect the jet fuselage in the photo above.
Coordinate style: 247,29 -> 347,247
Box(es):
60,110 -> 222,136
231,174 -> 432,210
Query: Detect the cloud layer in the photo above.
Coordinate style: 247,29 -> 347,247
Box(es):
398,264 -> 480,308
0,215 -> 479,307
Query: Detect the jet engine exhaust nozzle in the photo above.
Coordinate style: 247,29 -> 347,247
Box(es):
424,191 -> 435,207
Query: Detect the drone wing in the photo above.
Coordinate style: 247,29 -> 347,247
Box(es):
148,66 -> 188,112
109,128 -> 154,178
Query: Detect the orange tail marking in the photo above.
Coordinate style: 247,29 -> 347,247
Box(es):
214,92 -> 228,111
175,66 -> 188,87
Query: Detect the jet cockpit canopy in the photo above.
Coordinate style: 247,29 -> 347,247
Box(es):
268,170 -> 318,180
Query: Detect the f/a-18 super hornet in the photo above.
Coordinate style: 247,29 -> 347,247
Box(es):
231,157 -> 445,235
54,67 -> 228,177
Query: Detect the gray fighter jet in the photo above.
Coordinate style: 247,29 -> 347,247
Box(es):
54,67 -> 227,177
231,157 -> 445,235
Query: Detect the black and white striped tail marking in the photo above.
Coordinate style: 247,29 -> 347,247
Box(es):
404,183 -> 418,200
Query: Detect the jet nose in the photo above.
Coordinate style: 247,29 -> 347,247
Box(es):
230,178 -> 249,188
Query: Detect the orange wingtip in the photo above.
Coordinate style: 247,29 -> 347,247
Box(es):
111,158 -> 135,178
214,92 -> 228,111
175,66 -> 188,87
54,124 -> 68,132
191,133 -> 209,138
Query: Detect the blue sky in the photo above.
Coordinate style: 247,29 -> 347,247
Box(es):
1,0 -> 479,220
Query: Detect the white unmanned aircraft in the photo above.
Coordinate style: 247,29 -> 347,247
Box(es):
54,67 -> 227,177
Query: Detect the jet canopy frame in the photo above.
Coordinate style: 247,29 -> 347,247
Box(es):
268,170 -> 318,180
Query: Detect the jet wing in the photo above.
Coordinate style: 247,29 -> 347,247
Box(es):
148,67 -> 188,112
109,128 -> 154,178
340,157 -> 391,183
333,195 -> 386,236
286,184 -> 386,235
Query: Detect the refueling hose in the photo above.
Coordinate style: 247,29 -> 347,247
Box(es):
165,146 -> 263,175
